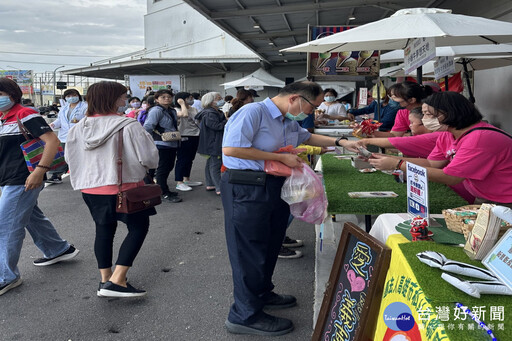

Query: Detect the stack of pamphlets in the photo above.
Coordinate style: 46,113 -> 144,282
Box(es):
464,203 -> 508,260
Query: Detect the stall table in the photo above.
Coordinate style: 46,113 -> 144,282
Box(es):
372,233 -> 511,341
321,154 -> 469,231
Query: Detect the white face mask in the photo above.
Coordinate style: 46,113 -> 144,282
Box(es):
422,116 -> 446,132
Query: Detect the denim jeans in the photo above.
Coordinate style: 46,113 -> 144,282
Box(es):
48,142 -> 69,178
0,184 -> 69,286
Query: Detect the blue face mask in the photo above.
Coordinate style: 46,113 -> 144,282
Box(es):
216,100 -> 225,107
324,96 -> 336,103
387,99 -> 400,108
0,96 -> 14,111
285,98 -> 308,121
285,112 -> 308,121
66,96 -> 79,104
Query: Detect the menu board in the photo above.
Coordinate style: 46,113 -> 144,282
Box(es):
308,26 -> 380,77
313,222 -> 391,341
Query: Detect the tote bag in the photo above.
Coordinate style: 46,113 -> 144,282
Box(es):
16,117 -> 65,172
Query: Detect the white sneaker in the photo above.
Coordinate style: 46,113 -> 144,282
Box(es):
176,183 -> 193,191
184,181 -> 203,187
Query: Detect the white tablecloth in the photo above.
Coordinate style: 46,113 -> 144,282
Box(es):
369,213 -> 444,244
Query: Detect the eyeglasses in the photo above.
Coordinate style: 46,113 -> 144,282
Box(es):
300,95 -> 315,107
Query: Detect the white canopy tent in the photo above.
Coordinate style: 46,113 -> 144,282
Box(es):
220,68 -> 285,89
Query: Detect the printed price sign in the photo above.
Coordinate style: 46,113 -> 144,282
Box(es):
406,162 -> 429,221
404,37 -> 436,75
358,88 -> 368,106
434,56 -> 455,80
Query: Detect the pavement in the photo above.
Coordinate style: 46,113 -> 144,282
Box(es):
0,156 -> 317,341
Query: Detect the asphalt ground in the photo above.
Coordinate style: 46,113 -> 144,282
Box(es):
0,155 -> 316,341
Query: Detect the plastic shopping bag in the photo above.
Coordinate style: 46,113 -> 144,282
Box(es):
281,165 -> 328,224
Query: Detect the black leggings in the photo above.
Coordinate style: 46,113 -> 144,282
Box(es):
82,193 -> 154,268
155,147 -> 177,194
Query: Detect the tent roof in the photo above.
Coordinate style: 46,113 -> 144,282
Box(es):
221,68 -> 285,88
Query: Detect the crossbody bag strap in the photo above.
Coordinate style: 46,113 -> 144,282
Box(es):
16,117 -> 31,141
459,127 -> 512,140
117,128 -> 124,194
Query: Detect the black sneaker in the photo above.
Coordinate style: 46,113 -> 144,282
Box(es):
33,245 -> 79,266
282,236 -> 304,248
278,246 -> 302,259
97,282 -> 106,297
46,176 -> 62,184
162,192 -> 182,203
225,312 -> 294,336
262,292 -> 297,310
99,281 -> 147,298
0,278 -> 23,296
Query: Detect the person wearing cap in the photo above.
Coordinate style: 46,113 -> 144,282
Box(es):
221,81 -> 357,336
227,89 -> 254,118
247,89 -> 259,99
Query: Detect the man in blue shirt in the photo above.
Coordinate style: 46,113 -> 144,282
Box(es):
221,81 -> 353,336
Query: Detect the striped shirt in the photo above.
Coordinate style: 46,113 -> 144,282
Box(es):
0,104 -> 53,185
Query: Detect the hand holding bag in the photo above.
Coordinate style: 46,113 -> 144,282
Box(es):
152,107 -> 181,141
16,117 -> 65,172
116,128 -> 162,214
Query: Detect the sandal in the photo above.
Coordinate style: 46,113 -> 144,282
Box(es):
206,186 -> 216,191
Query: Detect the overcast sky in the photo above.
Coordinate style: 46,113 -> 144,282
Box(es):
0,0 -> 146,73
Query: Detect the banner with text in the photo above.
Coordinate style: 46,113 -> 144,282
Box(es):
434,57 -> 456,80
404,37 -> 436,75
0,70 -> 33,94
128,75 -> 181,100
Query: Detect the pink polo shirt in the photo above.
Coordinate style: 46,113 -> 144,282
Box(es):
391,109 -> 410,132
428,122 -> 512,203
388,132 -> 474,203
389,132 -> 442,158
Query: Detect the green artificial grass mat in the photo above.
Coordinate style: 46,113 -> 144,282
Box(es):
396,218 -> 466,245
399,242 -> 511,340
321,154 -> 468,214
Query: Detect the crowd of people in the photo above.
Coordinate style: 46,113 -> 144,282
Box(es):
1,76 -> 511,337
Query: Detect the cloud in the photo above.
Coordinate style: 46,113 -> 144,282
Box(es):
0,0 -> 146,70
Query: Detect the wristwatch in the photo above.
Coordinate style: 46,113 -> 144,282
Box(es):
335,136 -> 348,146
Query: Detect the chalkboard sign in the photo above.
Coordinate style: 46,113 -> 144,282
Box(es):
313,222 -> 391,341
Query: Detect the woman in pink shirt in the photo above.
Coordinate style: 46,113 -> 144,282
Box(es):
345,107 -> 474,203
370,92 -> 512,205
374,81 -> 433,138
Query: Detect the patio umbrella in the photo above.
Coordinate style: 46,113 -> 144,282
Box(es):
380,45 -> 512,63
380,57 -> 512,76
379,55 -> 512,102
380,44 -> 512,101
281,8 -> 512,54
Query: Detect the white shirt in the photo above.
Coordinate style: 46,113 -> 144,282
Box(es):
318,102 -> 347,117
